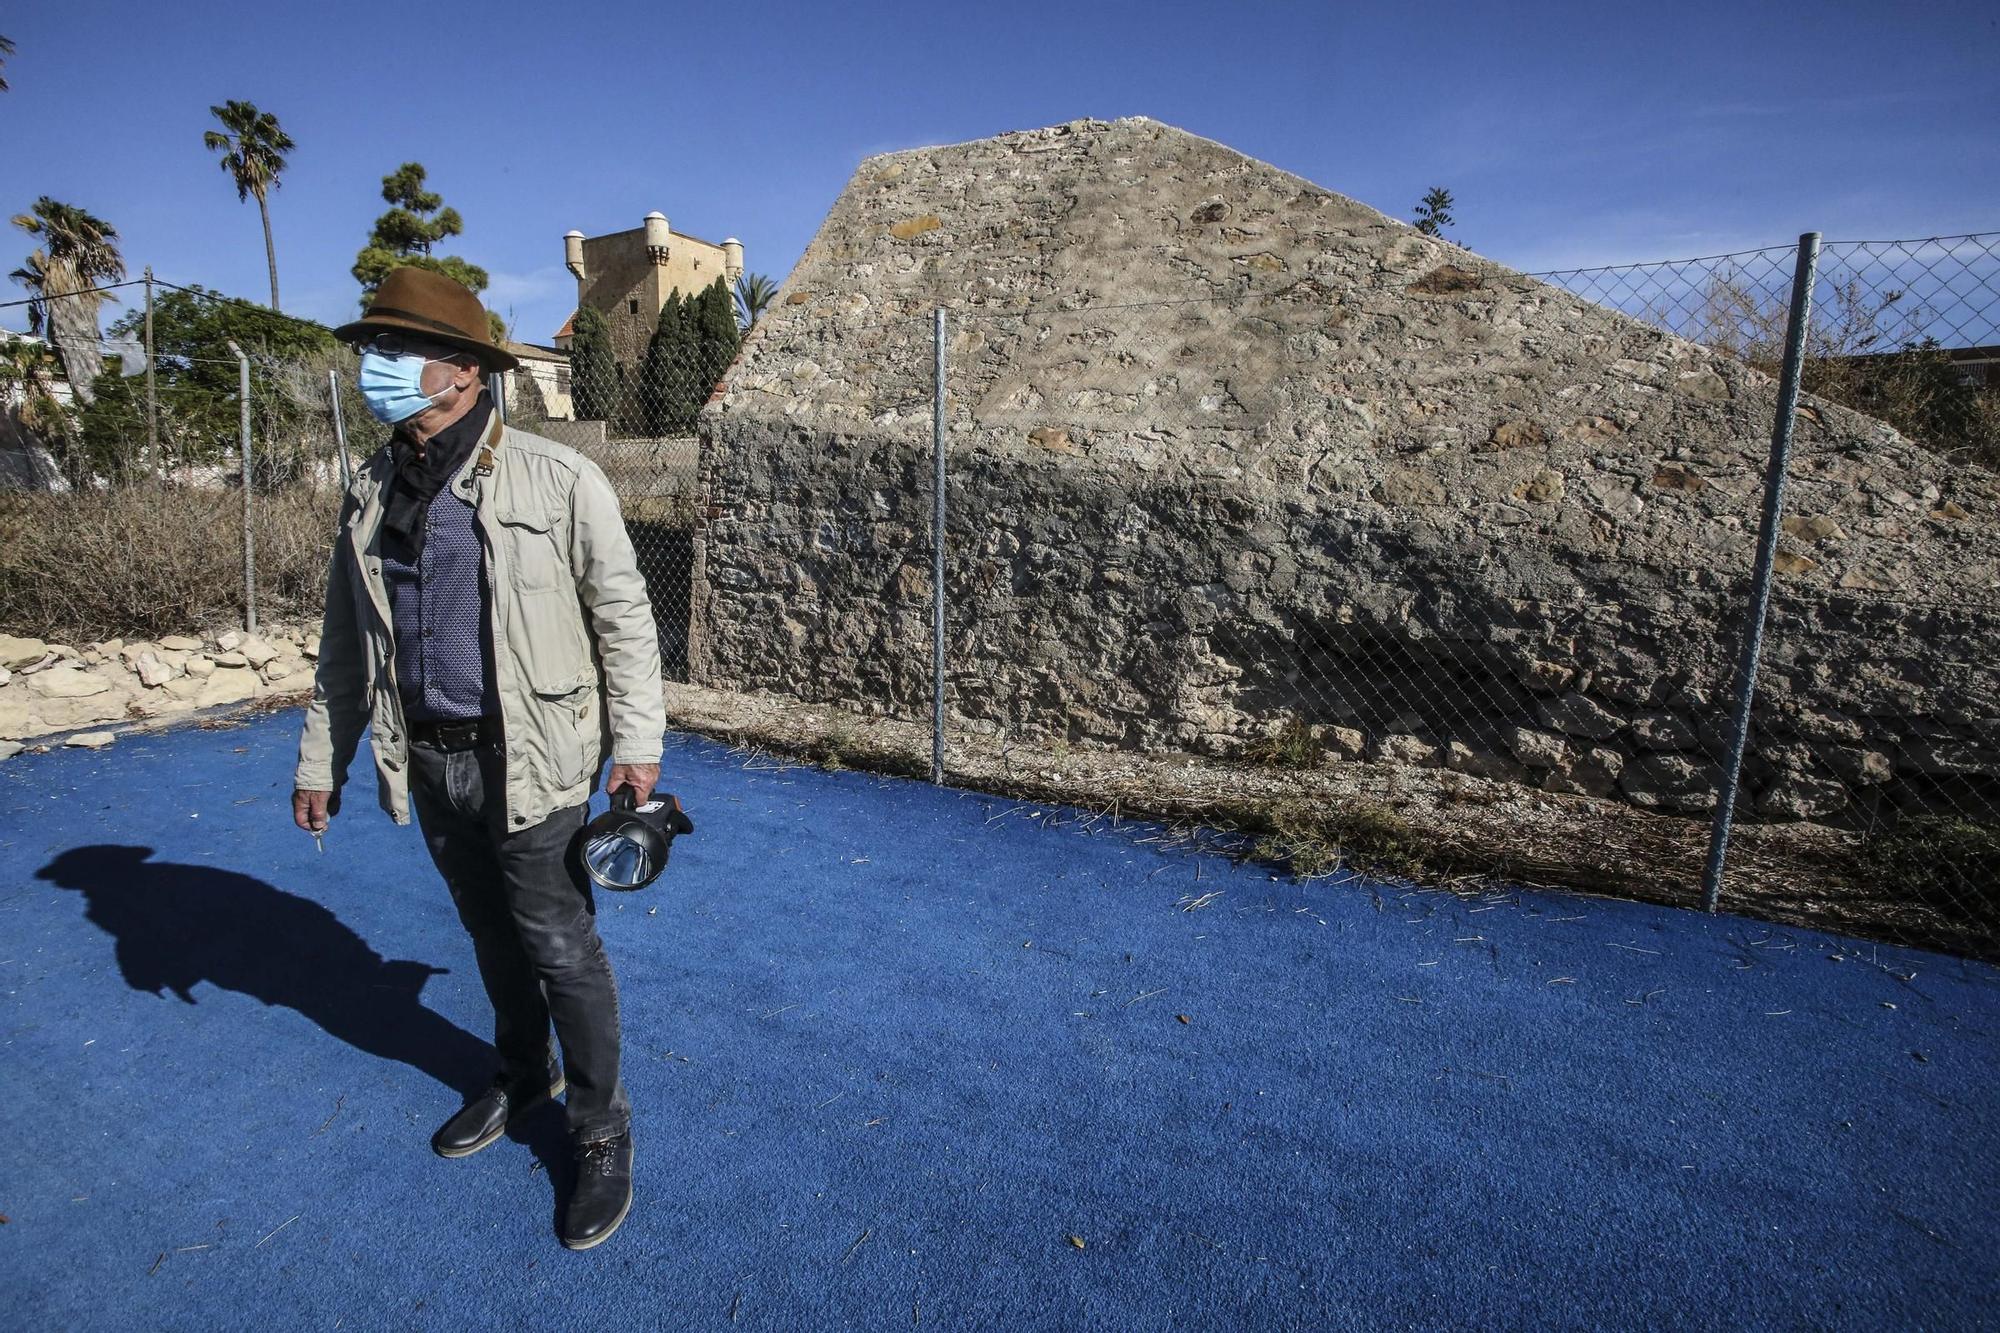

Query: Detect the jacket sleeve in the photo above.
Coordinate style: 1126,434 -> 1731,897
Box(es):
295,494 -> 370,795
569,457 -> 665,765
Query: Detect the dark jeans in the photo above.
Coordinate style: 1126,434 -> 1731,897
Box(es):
408,738 -> 630,1144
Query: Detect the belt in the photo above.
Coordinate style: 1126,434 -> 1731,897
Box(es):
409,716 -> 499,751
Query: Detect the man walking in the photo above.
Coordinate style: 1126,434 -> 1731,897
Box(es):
292,266 -> 663,1250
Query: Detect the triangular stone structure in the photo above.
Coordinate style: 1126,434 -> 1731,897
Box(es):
694,117 -> 1998,827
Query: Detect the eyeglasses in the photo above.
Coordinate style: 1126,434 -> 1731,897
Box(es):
355,333 -> 457,361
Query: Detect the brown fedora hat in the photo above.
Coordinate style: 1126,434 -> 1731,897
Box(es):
334,265 -> 519,372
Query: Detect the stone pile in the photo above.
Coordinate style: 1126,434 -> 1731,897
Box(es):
0,624 -> 320,757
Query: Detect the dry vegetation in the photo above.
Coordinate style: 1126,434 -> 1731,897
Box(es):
661,682 -> 1999,963
1685,273 -> 2000,470
0,484 -> 337,643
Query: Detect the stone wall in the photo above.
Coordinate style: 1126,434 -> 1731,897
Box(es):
691,117 -> 2000,828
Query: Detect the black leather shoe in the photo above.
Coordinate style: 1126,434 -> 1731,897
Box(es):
561,1131 -> 633,1250
430,1071 -> 566,1159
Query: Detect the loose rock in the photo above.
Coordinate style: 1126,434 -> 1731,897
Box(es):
0,636 -> 49,670
28,668 -> 113,700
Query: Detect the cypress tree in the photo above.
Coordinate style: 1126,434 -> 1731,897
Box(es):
639,292 -> 690,435
569,305 -> 614,421
693,277 -> 741,414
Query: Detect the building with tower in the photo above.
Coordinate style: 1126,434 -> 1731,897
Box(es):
556,212 -> 744,367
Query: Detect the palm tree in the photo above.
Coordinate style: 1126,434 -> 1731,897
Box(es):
8,251 -> 48,334
204,100 -> 295,310
0,35 -> 16,92
0,335 -> 80,483
10,198 -> 124,403
0,335 -> 65,423
734,272 -> 779,334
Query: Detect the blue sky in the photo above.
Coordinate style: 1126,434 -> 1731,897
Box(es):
4,0 -> 1996,346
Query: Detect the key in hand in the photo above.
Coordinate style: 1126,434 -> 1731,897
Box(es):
313,830 -> 324,854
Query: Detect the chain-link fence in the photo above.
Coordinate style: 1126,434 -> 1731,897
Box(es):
682,231 -> 1999,962
0,282 -> 376,643
7,234 -> 1994,960
510,337 -> 714,683
1535,234 -> 1999,469
1525,236 -> 1999,955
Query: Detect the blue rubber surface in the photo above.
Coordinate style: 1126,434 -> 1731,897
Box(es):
1,709 -> 1996,1330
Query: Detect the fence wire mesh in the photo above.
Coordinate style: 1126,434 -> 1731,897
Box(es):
920,234 -> 1999,959
6,234 -> 1996,960
671,308 -> 942,725
517,337 -> 727,686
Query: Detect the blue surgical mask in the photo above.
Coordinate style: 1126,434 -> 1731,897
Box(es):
358,349 -> 463,424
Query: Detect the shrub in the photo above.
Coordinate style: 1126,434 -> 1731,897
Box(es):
1688,274 -> 1999,471
0,484 -> 337,642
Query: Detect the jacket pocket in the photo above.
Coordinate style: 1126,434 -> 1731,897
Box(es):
492,500 -> 566,593
529,669 -> 598,788
529,663 -> 595,697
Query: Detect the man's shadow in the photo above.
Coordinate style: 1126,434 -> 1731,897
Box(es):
36,846 -> 571,1186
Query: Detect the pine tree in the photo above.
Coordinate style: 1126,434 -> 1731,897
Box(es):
73,363 -> 148,485
570,305 -> 615,421
351,163 -> 488,303
1412,187 -> 1456,239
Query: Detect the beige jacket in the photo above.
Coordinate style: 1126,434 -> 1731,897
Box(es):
294,416 -> 664,829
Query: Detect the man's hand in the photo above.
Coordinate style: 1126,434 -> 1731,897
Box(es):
607,763 -> 659,804
293,788 -> 333,834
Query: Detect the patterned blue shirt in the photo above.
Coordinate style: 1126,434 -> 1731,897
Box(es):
382,477 -> 499,723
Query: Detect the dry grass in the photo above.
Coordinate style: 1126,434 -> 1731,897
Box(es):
0,484 -> 337,642
1410,264 -> 1484,296
661,681 -> 1999,962
1249,798 -> 1428,879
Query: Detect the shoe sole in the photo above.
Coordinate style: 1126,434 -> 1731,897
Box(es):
433,1076 -> 567,1159
561,1186 -> 632,1251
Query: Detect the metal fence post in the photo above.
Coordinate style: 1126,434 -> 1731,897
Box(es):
328,369 -> 353,489
931,307 -> 947,786
143,266 -> 159,474
1700,232 -> 1821,913
226,340 -> 257,636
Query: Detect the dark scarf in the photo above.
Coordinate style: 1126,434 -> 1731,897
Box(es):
381,393 -> 492,564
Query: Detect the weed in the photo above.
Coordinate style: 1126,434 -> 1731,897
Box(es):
809,714 -> 858,771
1249,797 -> 1426,880
1243,715 -> 1321,770
0,485 -> 335,642
1860,815 -> 2000,928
